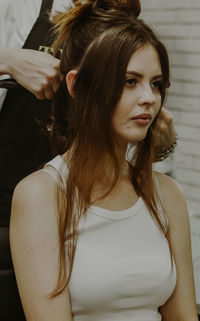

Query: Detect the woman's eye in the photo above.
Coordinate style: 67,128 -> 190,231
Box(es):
151,80 -> 163,90
125,78 -> 137,87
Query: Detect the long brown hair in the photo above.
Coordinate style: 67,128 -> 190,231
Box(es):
49,0 -> 171,297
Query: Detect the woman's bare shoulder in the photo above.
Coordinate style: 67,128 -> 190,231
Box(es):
153,176 -> 197,320
11,169 -> 57,222
154,171 -> 184,196
10,172 -> 73,321
153,171 -> 188,222
14,169 -> 56,198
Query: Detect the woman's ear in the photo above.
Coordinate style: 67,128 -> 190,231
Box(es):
66,70 -> 77,97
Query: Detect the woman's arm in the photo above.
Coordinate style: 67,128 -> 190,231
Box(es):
157,172 -> 198,321
10,171 -> 72,321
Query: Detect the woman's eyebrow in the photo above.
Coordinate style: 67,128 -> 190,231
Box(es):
126,71 -> 143,78
126,71 -> 163,80
152,74 -> 163,81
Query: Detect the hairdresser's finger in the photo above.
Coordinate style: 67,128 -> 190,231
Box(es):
159,108 -> 173,123
52,78 -> 61,93
59,72 -> 64,83
33,88 -> 45,100
43,86 -> 55,100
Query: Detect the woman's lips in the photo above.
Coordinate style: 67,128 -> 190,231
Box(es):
133,118 -> 151,126
131,113 -> 152,126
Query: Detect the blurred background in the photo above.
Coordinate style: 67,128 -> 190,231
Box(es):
141,0 -> 200,310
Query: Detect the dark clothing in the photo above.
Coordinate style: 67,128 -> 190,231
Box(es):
0,0 -> 54,319
0,0 -> 54,227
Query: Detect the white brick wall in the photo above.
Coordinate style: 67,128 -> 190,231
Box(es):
140,0 -> 200,216
140,0 -> 200,305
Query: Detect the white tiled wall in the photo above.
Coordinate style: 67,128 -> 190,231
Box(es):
140,0 -> 200,306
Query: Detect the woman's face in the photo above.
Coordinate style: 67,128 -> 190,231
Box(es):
112,43 -> 163,145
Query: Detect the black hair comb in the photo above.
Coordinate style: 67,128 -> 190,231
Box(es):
0,78 -> 22,89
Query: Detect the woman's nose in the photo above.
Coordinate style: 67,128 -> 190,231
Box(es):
138,84 -> 156,106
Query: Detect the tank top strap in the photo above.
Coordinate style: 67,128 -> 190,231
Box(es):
42,155 -> 68,189
152,172 -> 168,229
152,172 -> 164,204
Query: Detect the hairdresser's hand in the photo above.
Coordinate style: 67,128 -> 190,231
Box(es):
0,47 -> 62,100
153,108 -> 177,161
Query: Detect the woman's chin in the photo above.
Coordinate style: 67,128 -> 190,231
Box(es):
127,132 -> 148,144
114,130 -> 149,146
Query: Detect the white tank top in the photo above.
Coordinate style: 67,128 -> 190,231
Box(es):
43,156 -> 176,321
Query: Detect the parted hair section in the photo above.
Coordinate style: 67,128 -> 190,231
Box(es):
48,0 -> 172,298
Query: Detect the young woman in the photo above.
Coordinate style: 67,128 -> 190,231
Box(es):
10,0 -> 198,320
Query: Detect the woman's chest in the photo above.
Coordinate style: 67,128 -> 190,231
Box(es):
68,209 -> 176,312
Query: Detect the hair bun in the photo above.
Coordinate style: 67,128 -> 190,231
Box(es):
94,0 -> 141,17
73,0 -> 141,17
